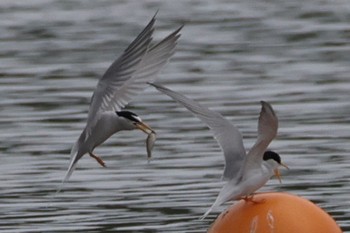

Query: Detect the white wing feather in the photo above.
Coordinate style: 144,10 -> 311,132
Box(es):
105,26 -> 182,114
150,83 -> 246,180
201,101 -> 278,219
241,101 -> 278,174
86,18 -> 182,136
86,15 -> 156,130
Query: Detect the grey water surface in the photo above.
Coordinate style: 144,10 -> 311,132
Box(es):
1,0 -> 350,232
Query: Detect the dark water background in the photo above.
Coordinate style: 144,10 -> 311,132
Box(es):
1,0 -> 349,232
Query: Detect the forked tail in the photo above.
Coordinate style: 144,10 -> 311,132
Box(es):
55,162 -> 76,194
200,182 -> 236,220
55,148 -> 81,195
200,194 -> 222,220
200,192 -> 226,220
201,206 -> 214,220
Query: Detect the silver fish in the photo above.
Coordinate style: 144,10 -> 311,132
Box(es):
146,132 -> 157,160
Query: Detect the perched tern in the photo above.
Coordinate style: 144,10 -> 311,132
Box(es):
58,15 -> 182,192
149,83 -> 287,219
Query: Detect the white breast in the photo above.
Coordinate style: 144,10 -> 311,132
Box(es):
240,161 -> 277,196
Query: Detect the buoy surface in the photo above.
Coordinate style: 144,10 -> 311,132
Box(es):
208,192 -> 342,233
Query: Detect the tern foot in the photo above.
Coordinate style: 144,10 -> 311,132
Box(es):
241,195 -> 265,204
89,152 -> 106,167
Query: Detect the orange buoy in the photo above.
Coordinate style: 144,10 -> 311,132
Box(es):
208,192 -> 342,233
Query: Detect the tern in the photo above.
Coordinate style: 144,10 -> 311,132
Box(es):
58,15 -> 182,192
149,83 -> 287,219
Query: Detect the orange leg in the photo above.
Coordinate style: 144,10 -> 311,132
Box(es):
241,194 -> 264,204
89,152 -> 106,167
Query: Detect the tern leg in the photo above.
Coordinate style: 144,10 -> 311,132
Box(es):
242,195 -> 253,202
241,194 -> 264,204
89,152 -> 106,167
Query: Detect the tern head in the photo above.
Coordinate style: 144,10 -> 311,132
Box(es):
116,111 -> 154,134
263,150 -> 289,183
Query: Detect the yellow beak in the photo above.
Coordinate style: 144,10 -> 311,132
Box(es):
280,162 -> 289,170
135,122 -> 155,134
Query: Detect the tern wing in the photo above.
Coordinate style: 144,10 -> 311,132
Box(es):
85,15 -> 155,129
86,16 -> 182,133
58,17 -> 156,193
111,25 -> 182,111
150,83 -> 246,180
242,101 -> 278,173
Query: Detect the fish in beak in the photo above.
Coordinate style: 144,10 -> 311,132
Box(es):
135,122 -> 157,161
274,162 -> 289,183
274,169 -> 282,183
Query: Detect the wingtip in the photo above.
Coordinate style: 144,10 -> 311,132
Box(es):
146,11 -> 158,30
260,100 -> 269,106
148,82 -> 163,90
153,9 -> 159,19
151,11 -> 184,34
175,24 -> 185,34
160,23 -> 183,43
260,100 -> 276,116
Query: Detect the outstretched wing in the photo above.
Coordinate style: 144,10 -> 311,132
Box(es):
86,15 -> 156,128
107,25 -> 182,113
86,16 -> 182,133
150,83 -> 246,180
241,101 -> 278,174
201,101 -> 278,219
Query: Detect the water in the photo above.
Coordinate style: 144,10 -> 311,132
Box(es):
1,0 -> 350,232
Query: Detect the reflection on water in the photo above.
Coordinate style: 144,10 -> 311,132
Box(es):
1,0 -> 350,232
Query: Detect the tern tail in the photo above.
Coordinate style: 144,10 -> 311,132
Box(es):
201,205 -> 215,220
56,160 -> 77,193
55,148 -> 82,194
200,197 -> 221,220
200,182 -> 241,220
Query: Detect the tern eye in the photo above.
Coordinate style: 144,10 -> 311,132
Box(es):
116,111 -> 142,123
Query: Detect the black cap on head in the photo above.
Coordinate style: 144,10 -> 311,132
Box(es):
263,150 -> 281,164
116,111 -> 141,123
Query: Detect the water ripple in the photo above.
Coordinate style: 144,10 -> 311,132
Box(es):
1,0 -> 349,232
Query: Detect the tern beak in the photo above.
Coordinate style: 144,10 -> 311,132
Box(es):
280,162 -> 289,170
135,121 -> 155,134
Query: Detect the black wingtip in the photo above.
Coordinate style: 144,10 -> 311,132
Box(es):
148,82 -> 162,90
148,82 -> 160,90
160,23 -> 184,43
174,24 -> 184,34
152,9 -> 159,20
177,24 -> 185,31
260,100 -> 276,116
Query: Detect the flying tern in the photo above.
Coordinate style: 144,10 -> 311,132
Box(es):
149,83 -> 287,219
58,15 -> 182,192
